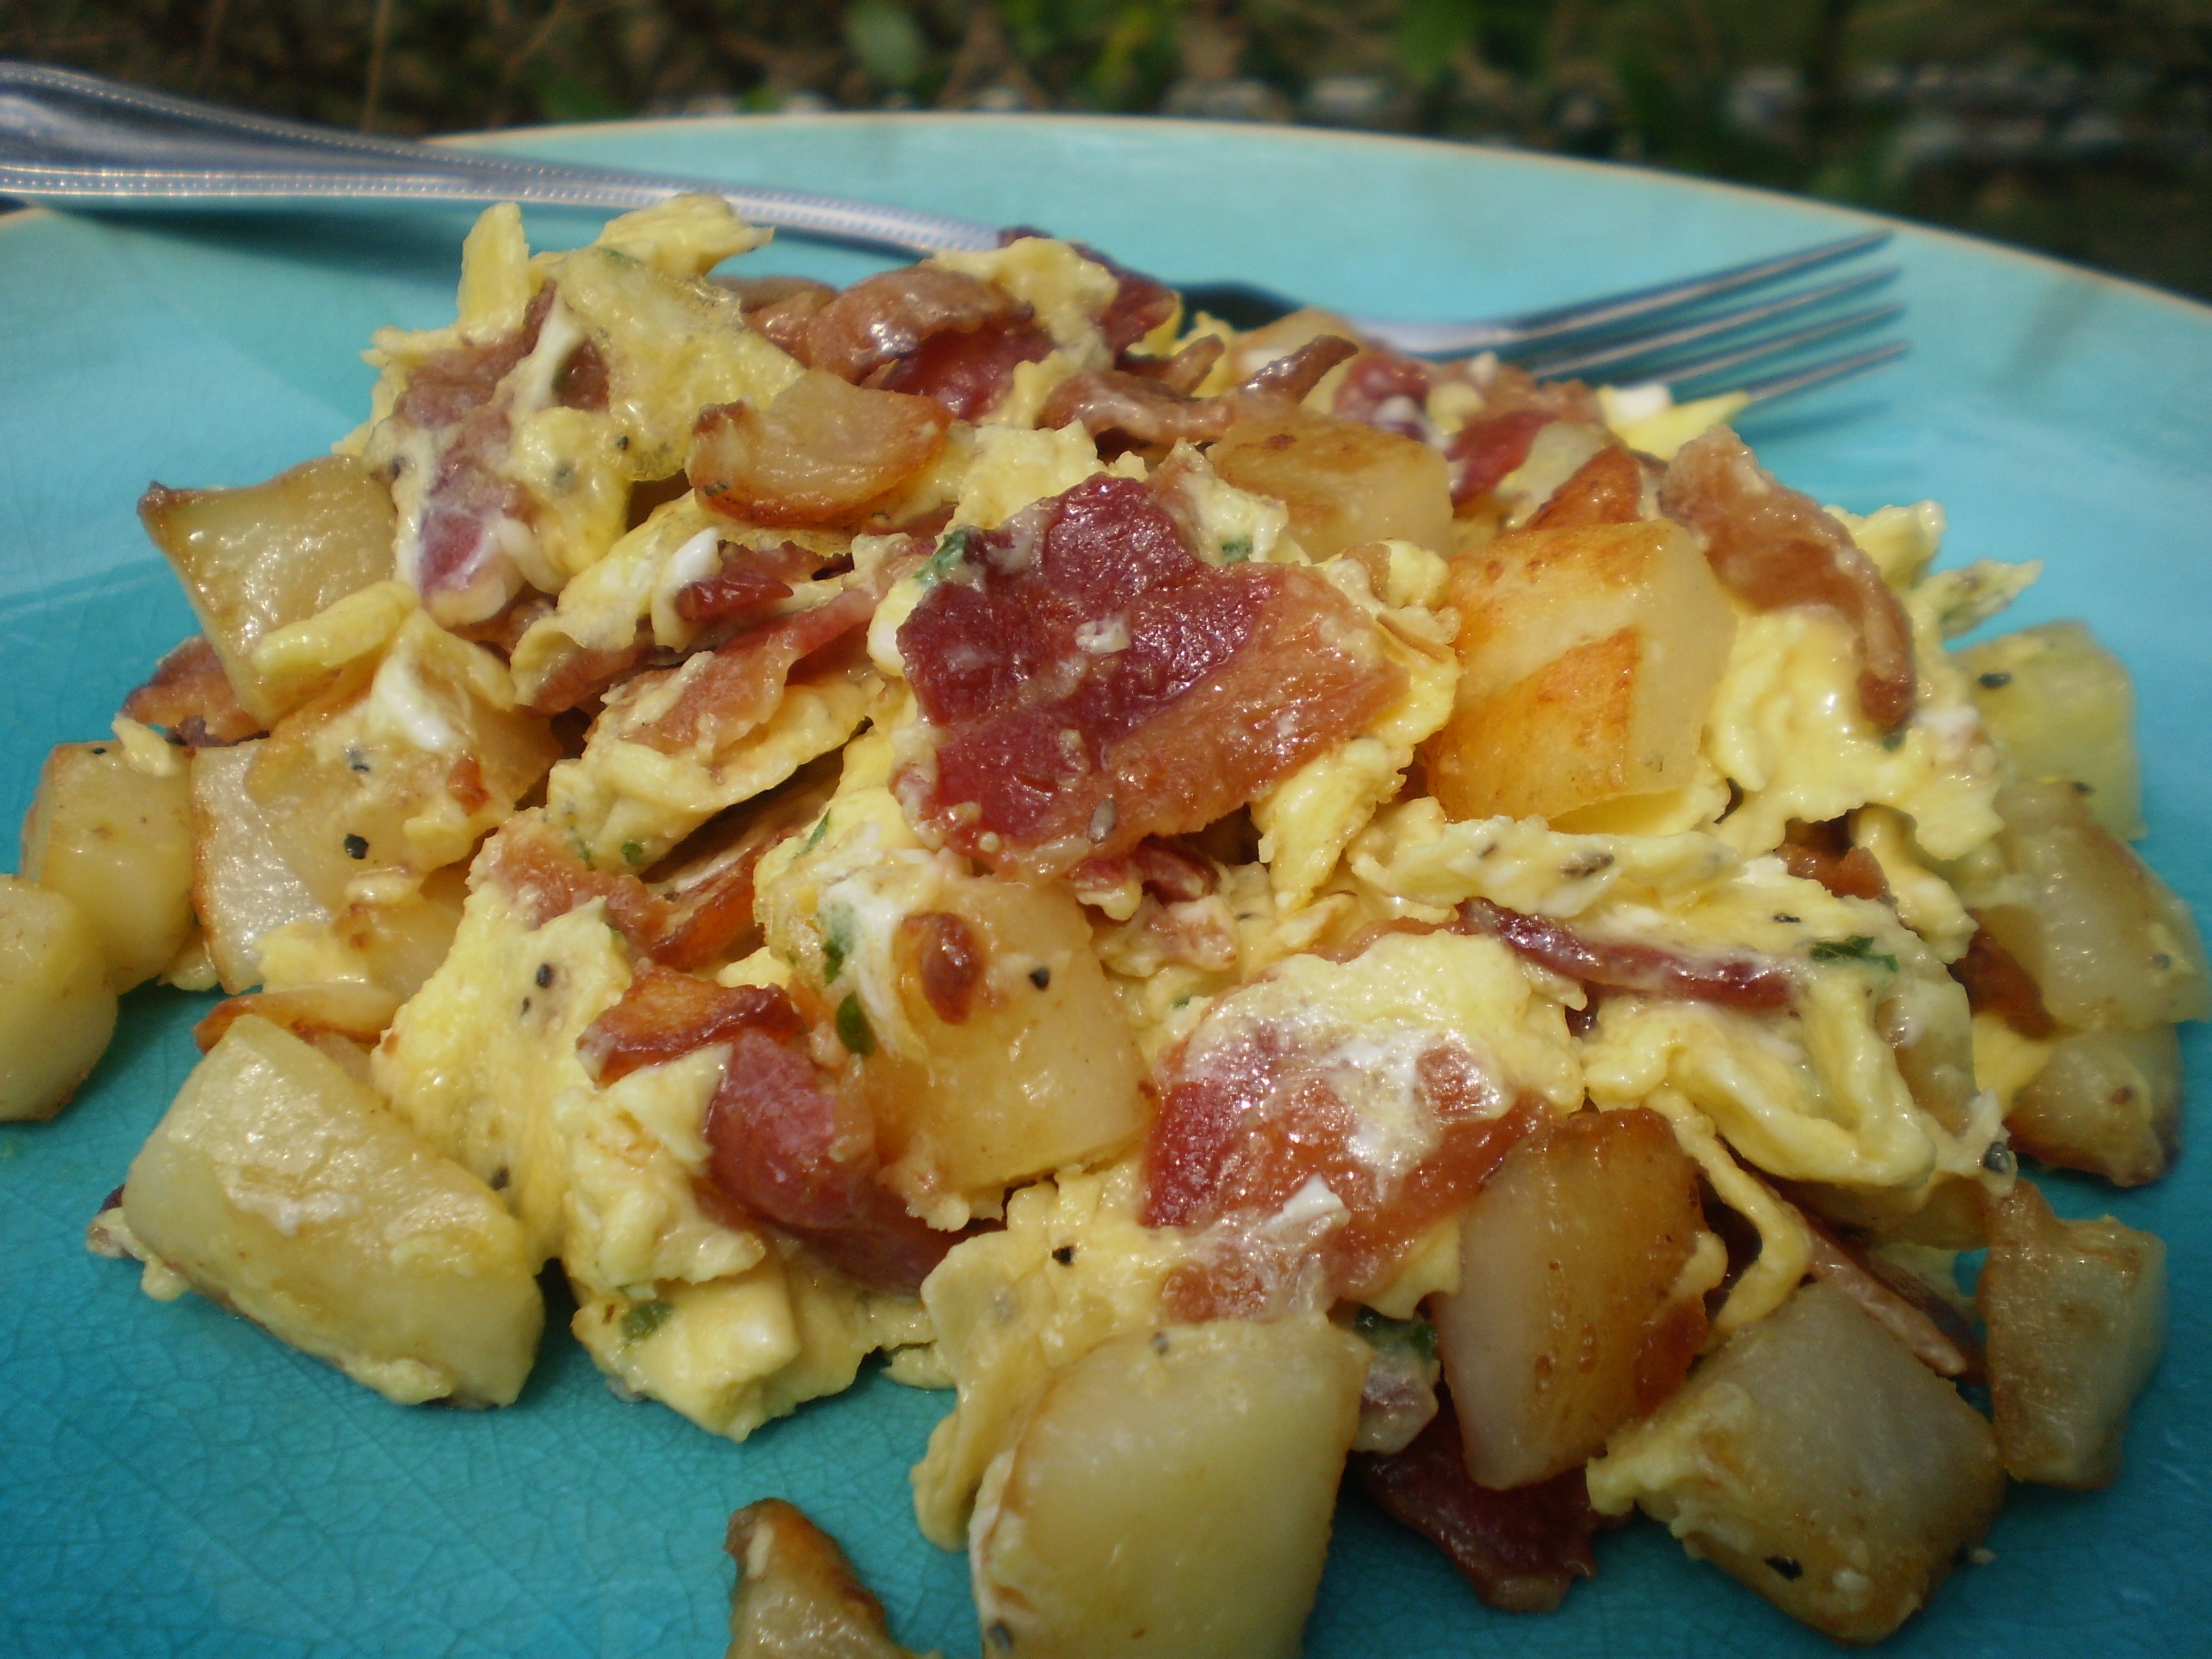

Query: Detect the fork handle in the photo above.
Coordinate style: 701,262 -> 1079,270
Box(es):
0,60 -> 1002,254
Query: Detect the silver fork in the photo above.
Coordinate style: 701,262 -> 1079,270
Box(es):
0,60 -> 1904,405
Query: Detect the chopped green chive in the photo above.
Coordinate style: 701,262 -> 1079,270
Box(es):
621,1299 -> 673,1343
621,840 -> 647,866
836,994 -> 876,1056
1809,935 -> 1899,972
1219,535 -> 1253,562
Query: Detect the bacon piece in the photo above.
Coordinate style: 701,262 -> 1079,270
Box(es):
1456,897 -> 1795,1012
1240,334 -> 1359,403
1117,335 -> 1223,396
476,815 -> 678,953
608,554 -> 907,758
1777,819 -> 1893,903
897,475 -> 1402,878
1527,443 -> 1648,529
1799,1207 -> 1985,1383
123,635 -> 262,747
878,318 -> 1057,420
1355,1406 -> 1601,1614
704,1029 -> 960,1292
803,267 -> 1027,384
718,274 -> 837,358
670,539 -> 826,626
1094,255 -> 1180,356
553,337 -> 609,411
1143,968 -> 1542,1319
1447,410 -> 1555,506
1037,369 -> 1237,447
1661,426 -> 1917,730
519,637 -> 651,718
649,773 -> 833,971
581,962 -> 806,1084
690,371 -> 949,528
1950,919 -> 2056,1039
1334,349 -> 1433,441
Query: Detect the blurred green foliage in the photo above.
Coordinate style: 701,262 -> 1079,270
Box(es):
9,0 -> 2211,298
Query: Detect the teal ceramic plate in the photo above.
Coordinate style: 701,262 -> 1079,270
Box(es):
3,116 -> 2207,1658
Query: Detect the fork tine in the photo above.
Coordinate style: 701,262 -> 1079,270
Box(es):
1733,340 -> 1910,407
1513,269 -> 1896,381
1615,302 -> 1904,392
1349,227 -> 1891,357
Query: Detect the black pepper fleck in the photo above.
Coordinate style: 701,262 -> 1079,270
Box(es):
536,962 -> 555,988
1052,1246 -> 1075,1266
1765,1555 -> 1803,1581
1028,965 -> 1051,991
89,745 -> 107,756
343,834 -> 369,859
1774,914 -> 1801,925
1978,670 -> 2013,690
520,996 -> 533,1015
1149,1331 -> 1170,1355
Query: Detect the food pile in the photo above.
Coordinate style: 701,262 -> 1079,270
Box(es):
2,195 -> 2196,1656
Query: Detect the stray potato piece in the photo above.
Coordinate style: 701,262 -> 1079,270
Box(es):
140,456 -> 398,725
2009,1025 -> 2182,1187
1959,621 -> 2143,839
0,876 -> 118,1120
691,369 -> 951,527
1432,1107 -> 1719,1490
856,877 -> 1147,1215
20,741 -> 195,989
1980,780 -> 2210,1031
121,1015 -> 542,1406
1422,520 -> 1735,825
725,1498 -> 925,1659
970,1315 -> 1367,1659
1587,1281 -> 2003,1645
1210,407 -> 1454,559
193,981 -> 405,1053
1978,1181 -> 2166,1489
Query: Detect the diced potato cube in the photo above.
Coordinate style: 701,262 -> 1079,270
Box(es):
970,1315 -> 1368,1659
1958,621 -> 2142,838
0,876 -> 118,1120
1982,780 -> 2210,1030
20,740 -> 194,988
1587,1280 -> 2003,1644
724,1499 -> 919,1659
121,1014 -> 542,1405
1433,1107 -> 1719,1489
1210,408 -> 1454,558
190,741 -> 328,993
1978,1181 -> 2165,1489
2009,1024 -> 2181,1186
857,878 -> 1147,1216
1422,519 -> 1736,824
140,457 -> 398,725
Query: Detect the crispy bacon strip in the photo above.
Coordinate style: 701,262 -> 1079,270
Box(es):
1334,349 -> 1434,440
1456,897 -> 1795,1012
1241,334 -> 1359,403
718,274 -> 836,357
670,539 -> 825,626
1448,410 -> 1555,506
1778,818 -> 1893,903
1037,368 -> 1237,446
1799,1208 -> 1985,1383
802,267 -> 1027,384
1950,920 -> 2056,1039
897,475 -> 1401,878
1117,335 -> 1223,395
879,318 -> 1057,420
476,815 -> 678,952
1661,426 -> 1917,730
704,1028 -> 961,1293
1355,1406 -> 1602,1615
122,635 -> 262,747
580,962 -> 806,1084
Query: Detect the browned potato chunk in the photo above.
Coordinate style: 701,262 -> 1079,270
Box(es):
140,457 -> 397,725
2009,1025 -> 2182,1186
1210,407 -> 1453,558
1959,620 -> 2142,838
1432,1107 -> 1717,1489
724,1499 -> 918,1659
189,741 -> 328,993
0,876 -> 117,1120
1587,1280 -> 2003,1645
20,741 -> 194,989
855,876 -> 1147,1215
1421,519 -> 1736,824
1981,780 -> 2209,1030
1978,1181 -> 2165,1489
689,369 -> 949,527
970,1315 -> 1368,1659
122,1015 -> 542,1406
